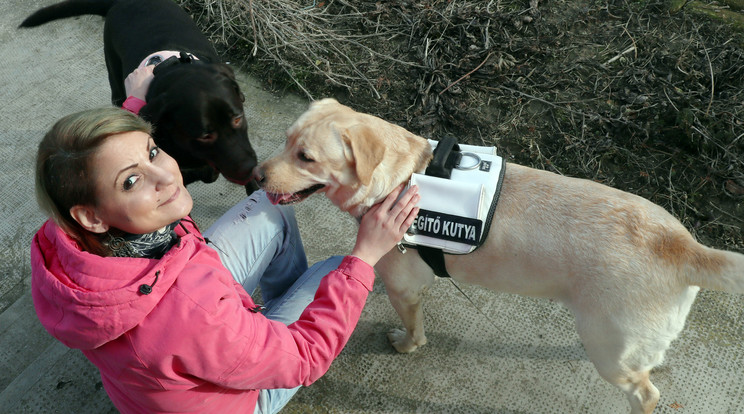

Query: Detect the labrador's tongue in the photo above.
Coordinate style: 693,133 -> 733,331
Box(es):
266,192 -> 292,205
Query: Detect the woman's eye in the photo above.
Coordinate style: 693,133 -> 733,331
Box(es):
123,175 -> 140,191
149,146 -> 160,161
298,151 -> 314,163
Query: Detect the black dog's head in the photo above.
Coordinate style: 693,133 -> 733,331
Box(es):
139,62 -> 257,186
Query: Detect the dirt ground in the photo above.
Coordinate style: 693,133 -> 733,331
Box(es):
181,0 -> 743,252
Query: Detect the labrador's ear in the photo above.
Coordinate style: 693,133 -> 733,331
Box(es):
343,124 -> 386,187
69,205 -> 109,234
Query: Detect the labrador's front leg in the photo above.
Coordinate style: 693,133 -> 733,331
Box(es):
376,248 -> 436,353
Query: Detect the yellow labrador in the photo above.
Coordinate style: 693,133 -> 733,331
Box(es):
256,98 -> 744,414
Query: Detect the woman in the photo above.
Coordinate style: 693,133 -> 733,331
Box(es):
31,106 -> 419,413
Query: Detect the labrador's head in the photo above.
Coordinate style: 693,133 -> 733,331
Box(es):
257,98 -> 431,216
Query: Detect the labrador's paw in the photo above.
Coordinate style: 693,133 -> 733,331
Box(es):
387,328 -> 426,353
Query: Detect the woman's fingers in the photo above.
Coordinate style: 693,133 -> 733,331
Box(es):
400,203 -> 419,232
124,65 -> 156,99
379,183 -> 406,211
391,185 -> 419,230
350,184 -> 420,266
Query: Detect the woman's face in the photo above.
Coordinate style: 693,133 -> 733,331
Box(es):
87,131 -> 193,234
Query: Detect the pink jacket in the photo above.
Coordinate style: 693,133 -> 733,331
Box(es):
30,218 -> 375,413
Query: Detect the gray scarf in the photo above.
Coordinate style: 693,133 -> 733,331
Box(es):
105,220 -> 180,259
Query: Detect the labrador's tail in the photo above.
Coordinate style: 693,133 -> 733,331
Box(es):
685,243 -> 744,294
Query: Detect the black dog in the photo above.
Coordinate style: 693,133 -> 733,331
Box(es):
21,0 -> 258,190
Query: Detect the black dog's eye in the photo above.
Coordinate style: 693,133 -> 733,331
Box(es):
197,132 -> 218,143
298,151 -> 314,163
232,115 -> 243,129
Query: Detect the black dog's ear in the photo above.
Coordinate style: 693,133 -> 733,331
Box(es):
212,63 -> 244,102
139,94 -> 170,124
213,63 -> 236,79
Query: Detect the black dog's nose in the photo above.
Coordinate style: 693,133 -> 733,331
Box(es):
252,167 -> 265,186
244,167 -> 264,196
244,180 -> 259,196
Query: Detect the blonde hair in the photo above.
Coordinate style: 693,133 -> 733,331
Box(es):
35,107 -> 152,254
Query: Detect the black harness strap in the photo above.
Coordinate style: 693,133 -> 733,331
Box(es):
152,51 -> 203,76
417,245 -> 453,278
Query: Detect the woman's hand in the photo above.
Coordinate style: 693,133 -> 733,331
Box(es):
124,65 -> 156,101
351,184 -> 420,267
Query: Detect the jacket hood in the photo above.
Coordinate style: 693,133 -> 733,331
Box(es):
30,220 -> 195,350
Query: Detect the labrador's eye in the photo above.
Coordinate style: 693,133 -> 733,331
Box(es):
298,151 -> 314,163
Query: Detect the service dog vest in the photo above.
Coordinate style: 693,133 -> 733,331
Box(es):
402,137 -> 505,276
